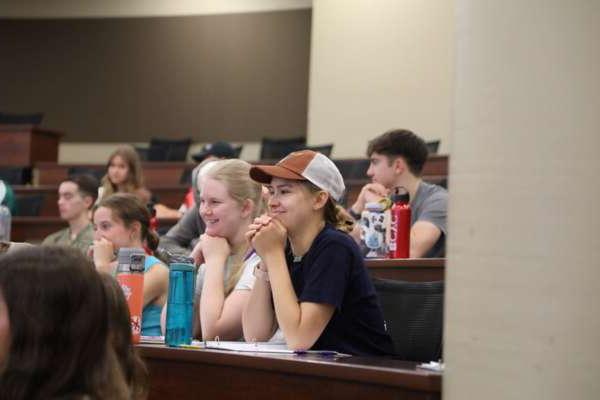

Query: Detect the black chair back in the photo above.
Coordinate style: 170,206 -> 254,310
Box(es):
14,194 -> 45,216
334,159 -> 370,180
373,278 -> 444,362
233,144 -> 244,158
426,140 -> 440,154
300,144 -> 333,157
260,137 -> 306,160
0,167 -> 32,185
147,138 -> 191,162
134,146 -> 149,161
0,112 -> 44,125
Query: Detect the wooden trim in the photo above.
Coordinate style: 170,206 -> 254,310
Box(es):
139,345 -> 441,399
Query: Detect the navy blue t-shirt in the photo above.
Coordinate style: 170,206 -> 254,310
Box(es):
287,224 -> 394,356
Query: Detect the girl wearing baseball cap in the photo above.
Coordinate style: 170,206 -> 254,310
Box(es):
243,150 -> 393,356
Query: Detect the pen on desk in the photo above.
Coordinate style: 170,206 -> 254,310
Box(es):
294,350 -> 338,357
178,343 -> 204,350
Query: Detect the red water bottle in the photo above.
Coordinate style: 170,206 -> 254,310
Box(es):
182,187 -> 195,210
116,248 -> 146,344
388,187 -> 411,259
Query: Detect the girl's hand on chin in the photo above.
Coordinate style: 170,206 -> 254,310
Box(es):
93,238 -> 116,273
190,240 -> 205,266
199,234 -> 230,262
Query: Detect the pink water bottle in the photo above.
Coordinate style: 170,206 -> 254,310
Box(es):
116,248 -> 146,344
388,187 -> 411,259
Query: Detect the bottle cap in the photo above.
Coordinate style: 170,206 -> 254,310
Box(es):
116,248 -> 146,273
378,197 -> 393,210
390,186 -> 410,204
170,258 -> 196,272
365,202 -> 385,212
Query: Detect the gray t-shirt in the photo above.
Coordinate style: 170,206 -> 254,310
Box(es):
195,252 -> 260,298
158,203 -> 206,257
411,181 -> 448,258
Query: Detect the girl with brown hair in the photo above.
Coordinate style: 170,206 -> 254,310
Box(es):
99,145 -> 151,204
243,150 -> 394,356
92,193 -> 169,337
0,246 -> 133,399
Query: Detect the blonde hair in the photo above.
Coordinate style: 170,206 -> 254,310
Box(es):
304,182 -> 355,234
100,145 -> 145,201
204,159 -> 265,295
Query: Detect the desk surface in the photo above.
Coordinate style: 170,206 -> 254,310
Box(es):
366,258 -> 444,281
13,184 -> 188,216
11,216 -> 179,242
138,344 -> 441,400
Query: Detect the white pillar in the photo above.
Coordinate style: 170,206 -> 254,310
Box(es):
445,1 -> 600,399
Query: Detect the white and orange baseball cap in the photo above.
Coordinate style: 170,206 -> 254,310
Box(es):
249,150 -> 345,202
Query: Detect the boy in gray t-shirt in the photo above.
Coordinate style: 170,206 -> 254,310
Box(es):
350,129 -> 448,258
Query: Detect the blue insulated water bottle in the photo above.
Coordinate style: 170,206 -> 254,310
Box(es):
165,257 -> 196,347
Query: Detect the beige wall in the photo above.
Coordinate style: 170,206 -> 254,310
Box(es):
0,0 -> 311,17
58,141 -> 261,163
445,0 -> 600,398
307,0 -> 454,157
2,10 -> 311,145
11,0 -> 456,161
2,1 -> 312,162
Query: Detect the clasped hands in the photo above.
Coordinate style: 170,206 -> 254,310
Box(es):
189,214 -> 286,269
352,182 -> 389,214
245,214 -> 287,268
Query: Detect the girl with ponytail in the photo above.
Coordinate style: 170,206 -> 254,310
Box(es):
92,193 -> 169,336
243,150 -> 394,356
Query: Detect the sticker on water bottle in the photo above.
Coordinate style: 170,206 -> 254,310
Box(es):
120,283 -> 132,301
131,315 -> 141,335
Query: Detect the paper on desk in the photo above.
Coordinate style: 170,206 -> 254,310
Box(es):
418,360 -> 444,371
140,335 -> 165,344
205,341 -> 295,354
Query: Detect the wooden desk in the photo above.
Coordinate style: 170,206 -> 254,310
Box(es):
13,185 -> 188,217
421,155 -> 448,176
11,217 -> 179,242
34,155 -> 448,188
366,258 -> 445,281
138,345 -> 441,400
35,162 -> 192,186
0,125 -> 63,166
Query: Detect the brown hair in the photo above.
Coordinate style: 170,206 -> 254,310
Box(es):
66,173 -> 100,208
100,145 -> 145,200
303,182 -> 355,234
0,246 -> 130,399
95,193 -> 159,252
100,273 -> 149,399
366,129 -> 429,176
204,159 -> 265,295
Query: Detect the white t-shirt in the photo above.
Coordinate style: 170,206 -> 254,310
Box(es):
195,252 -> 260,297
